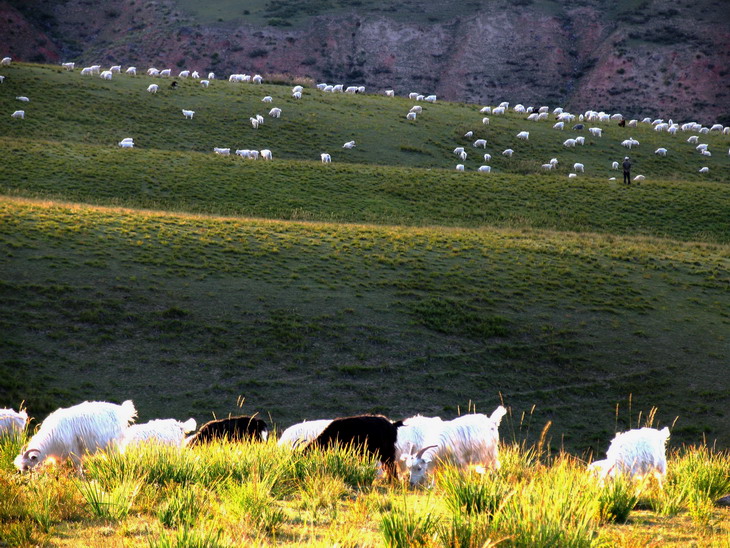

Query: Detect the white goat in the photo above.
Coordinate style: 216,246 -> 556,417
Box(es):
16,96 -> 29,102
260,149 -> 273,160
563,138 -> 577,148
483,154 -> 492,161
654,148 -> 667,156
573,162 -> 585,173
1,57 -> 11,66
0,408 -> 28,435
343,140 -> 356,149
402,406 -> 507,486
147,84 -> 159,94
612,161 -> 619,169
385,89 -> 395,97
633,175 -> 646,181
516,131 -> 529,140
473,139 -> 487,148
269,107 -> 282,118
200,80 -> 209,87
126,66 -> 136,75
699,167 -> 709,174
11,110 -> 24,119
213,147 -> 231,156
62,62 -> 75,71
406,112 -> 417,121
321,153 -> 332,163
182,109 -> 195,119
262,96 -> 273,103
553,122 -> 565,130
455,164 -> 465,171
121,418 -> 196,451
502,149 -> 514,158
482,117 -> 490,125
278,419 -> 333,449
478,166 -> 492,173
589,427 -> 670,485
14,400 -> 136,473
394,415 -> 444,475
588,127 -> 602,137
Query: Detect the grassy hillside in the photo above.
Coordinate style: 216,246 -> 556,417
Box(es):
0,62 -> 729,453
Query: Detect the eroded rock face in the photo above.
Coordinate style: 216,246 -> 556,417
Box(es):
4,0 -> 729,122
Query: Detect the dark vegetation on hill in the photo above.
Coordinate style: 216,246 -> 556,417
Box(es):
3,0 -> 730,123
0,63 -> 728,456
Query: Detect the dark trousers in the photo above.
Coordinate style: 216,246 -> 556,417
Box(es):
623,171 -> 631,184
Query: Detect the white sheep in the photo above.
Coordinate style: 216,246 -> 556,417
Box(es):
191,71 -> 199,79
250,117 -> 260,129
90,65 -> 101,74
208,72 -> 215,80
262,96 -> 273,103
385,90 -> 395,97
100,70 -> 113,80
147,84 -> 159,94
213,147 -> 231,156
252,75 -> 263,84
343,140 -> 356,149
588,127 -> 602,137
482,117 -> 490,125
14,400 -> 136,473
553,122 -> 564,130
480,106 -> 491,114
292,85 -> 303,93
590,427 -> 670,484
147,67 -> 159,76
345,86 -> 358,94
654,148 -> 668,156
0,408 -> 28,435
179,70 -> 190,78
292,91 -> 302,99
121,418 -> 196,451
612,161 -> 619,170
483,153 -> 492,161
502,148 -> 514,157
492,107 -> 505,115
200,80 -> 209,87
563,138 -> 577,148
633,175 -> 645,181
699,167 -> 709,174
516,131 -> 529,140
125,66 -> 137,75
696,143 -> 709,152
573,162 -> 585,173
478,165 -> 492,173
406,112 -> 417,121
568,173 -> 577,178
416,94 -> 425,101
473,139 -> 487,148
402,406 -> 507,486
464,131 -> 474,138
458,150 -> 467,161
687,135 -> 699,144
424,95 -> 437,103
550,158 -> 558,166
269,107 -> 282,118
16,96 -> 29,102
321,153 -> 332,163
159,69 -> 172,77
62,62 -> 75,71
182,109 -> 195,119
541,163 -> 553,170
410,105 -> 422,113
235,149 -> 250,158
455,164 -> 465,171
453,147 -> 465,155
1,57 -> 11,66
278,419 -> 332,449
11,110 -> 24,119
118,138 -> 134,148
260,149 -> 273,160
575,136 -> 585,145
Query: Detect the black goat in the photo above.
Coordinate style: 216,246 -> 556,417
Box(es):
304,414 -> 403,479
186,415 -> 268,446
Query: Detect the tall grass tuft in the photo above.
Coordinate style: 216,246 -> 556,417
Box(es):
439,466 -> 513,517
294,443 -> 379,490
220,472 -> 286,536
299,471 -> 350,521
669,445 -> 730,502
437,512 -> 498,548
380,499 -> 439,547
148,526 -> 228,548
490,456 -> 599,547
75,477 -> 142,521
596,473 -> 643,523
157,483 -> 210,529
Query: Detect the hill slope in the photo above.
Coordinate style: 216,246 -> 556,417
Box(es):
3,0 -> 730,123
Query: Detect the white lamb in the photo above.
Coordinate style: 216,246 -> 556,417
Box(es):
455,164 -> 465,171
406,112 -> 417,121
483,154 -> 492,161
478,166 -> 492,173
0,408 -> 28,435
14,400 -> 136,473
589,427 -> 670,485
182,109 -> 195,119
402,406 -> 507,486
553,122 -> 564,130
516,131 -> 529,140
11,110 -> 24,119
573,162 -> 585,173
502,149 -> 514,157
654,148 -> 668,156
126,66 -> 136,76
633,175 -> 646,181
321,153 -> 332,163
563,138 -> 577,148
699,167 -> 709,174
482,117 -> 490,125
147,84 -> 159,94
121,418 -> 196,451
1,57 -> 11,66
343,140 -> 356,149
260,149 -> 273,160
269,107 -> 282,118
473,139 -> 487,148
278,419 -> 332,449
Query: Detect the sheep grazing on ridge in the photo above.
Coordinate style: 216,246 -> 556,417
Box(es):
121,418 -> 197,451
654,148 -> 668,156
0,408 -> 28,435
478,165 -> 492,172
406,112 -> 417,121
126,66 -> 136,76
342,140 -> 356,149
278,419 -> 333,449
186,416 -> 268,446
213,147 -> 231,156
589,427 -> 670,485
473,139 -> 487,148
320,153 -> 332,164
502,148 -> 514,158
260,149 -> 273,161
303,414 -> 403,480
11,110 -> 24,119
14,400 -> 136,473
516,131 -> 529,140
62,62 -> 75,70
699,167 -> 709,174
269,107 -> 281,118
402,406 -> 507,487
573,162 -> 585,173
147,84 -> 159,94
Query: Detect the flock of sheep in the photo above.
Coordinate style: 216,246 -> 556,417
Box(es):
2,402 -> 669,487
2,56 -> 727,177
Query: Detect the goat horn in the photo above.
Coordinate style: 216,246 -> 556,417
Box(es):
415,445 -> 438,460
23,448 -> 40,459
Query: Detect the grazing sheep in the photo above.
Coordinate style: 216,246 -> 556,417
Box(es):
14,400 -> 136,473
200,80 -> 209,87
187,416 -> 268,445
11,110 -> 24,119
250,117 -> 260,129
654,148 -> 668,156
269,107 -> 282,118
453,147 -> 465,155
110,65 -> 121,73
563,139 -> 577,148
0,76 -> 4,83
633,175 -> 645,181
575,136 -> 585,145
590,427 -> 670,485
321,153 -> 332,163
0,408 -> 28,435
455,164 -> 465,171
406,112 -> 417,121
410,105 -> 422,114
292,85 -> 303,93
573,162 -> 585,173
550,158 -> 558,166
482,117 -> 490,125
278,419 -> 333,449
480,106 -> 491,114
588,127 -> 602,137
541,163 -> 553,170
191,71 -> 199,79
208,72 -> 215,80
342,140 -> 356,149
178,70 -> 190,78
402,406 -> 507,487
687,135 -> 699,144
260,149 -> 273,160
612,161 -> 620,170
262,96 -> 273,103
464,131 -> 474,138
385,90 -> 395,96
252,75 -> 263,84
213,147 -> 231,156
182,109 -> 195,119
553,122 -> 565,130
483,153 -> 492,161
121,418 -> 196,450
568,173 -> 577,178
147,84 -> 159,94
16,96 -> 29,102
424,95 -> 437,103
502,149 -> 514,158
62,62 -> 75,71
118,138 -> 134,148
1,57 -> 11,66
126,66 -> 137,75
99,70 -> 112,80
473,139 -> 487,148
159,69 -> 172,77
478,165 -> 492,172
699,167 -> 709,174
458,151 -> 467,161
516,131 -> 529,140
304,415 -> 403,480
